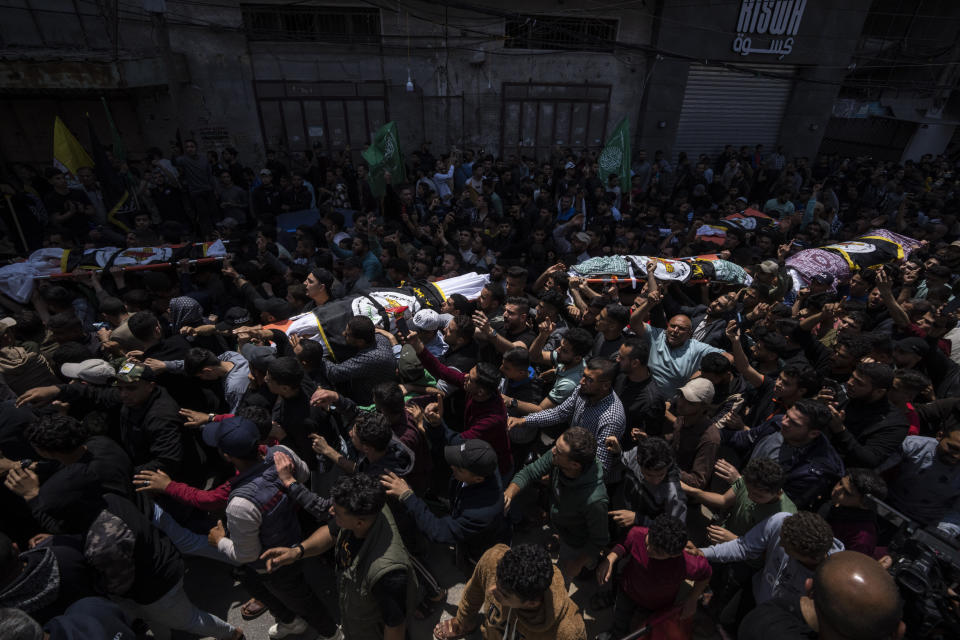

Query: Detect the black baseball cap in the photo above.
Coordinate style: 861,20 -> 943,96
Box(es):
202,416 -> 260,458
216,306 -> 254,331
240,343 -> 277,371
811,273 -> 835,285
444,439 -> 498,477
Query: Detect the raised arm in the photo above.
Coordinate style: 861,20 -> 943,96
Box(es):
528,317 -> 554,366
533,262 -> 566,293
724,320 -> 764,388
628,288 -> 663,337
472,310 -> 528,355
876,268 -> 910,327
682,482 -> 736,512
798,302 -> 837,334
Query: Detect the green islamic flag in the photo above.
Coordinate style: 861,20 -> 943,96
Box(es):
598,117 -> 630,193
101,97 -> 126,164
362,121 -> 406,198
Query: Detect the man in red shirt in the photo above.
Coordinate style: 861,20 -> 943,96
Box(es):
596,514 -> 711,639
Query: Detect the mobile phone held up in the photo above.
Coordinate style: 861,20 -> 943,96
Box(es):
385,305 -> 410,337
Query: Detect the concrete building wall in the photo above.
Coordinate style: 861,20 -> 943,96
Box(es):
11,0 -> 948,172
243,0 -> 653,165
637,0 -> 874,161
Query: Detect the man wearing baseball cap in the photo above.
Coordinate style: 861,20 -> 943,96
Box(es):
0,316 -> 15,337
381,438 -> 506,565
411,308 -> 451,358
203,416 -> 341,640
16,359 -> 199,482
671,377 -> 720,489
61,358 -> 116,385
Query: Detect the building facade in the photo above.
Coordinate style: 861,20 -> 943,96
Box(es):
0,0 -> 956,170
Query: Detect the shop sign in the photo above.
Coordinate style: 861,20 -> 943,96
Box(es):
732,0 -> 807,59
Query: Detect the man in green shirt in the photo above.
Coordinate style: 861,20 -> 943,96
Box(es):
504,427 -> 609,582
681,457 -> 797,627
681,457 -> 797,544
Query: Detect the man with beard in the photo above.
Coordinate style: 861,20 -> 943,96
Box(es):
878,422 -> 960,538
508,358 -> 624,476
631,309 -> 728,391
473,297 -> 536,366
669,378 -> 720,489
820,362 -> 908,469
683,291 -> 739,349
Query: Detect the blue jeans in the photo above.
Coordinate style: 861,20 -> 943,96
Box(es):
152,503 -> 240,566
114,578 -> 235,640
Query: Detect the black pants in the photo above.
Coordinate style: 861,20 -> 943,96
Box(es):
610,589 -> 650,636
188,190 -> 218,234
239,564 -> 337,636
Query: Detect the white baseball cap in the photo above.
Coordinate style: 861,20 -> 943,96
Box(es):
412,309 -> 442,332
61,359 -> 117,385
678,378 -> 715,404
0,317 -> 15,334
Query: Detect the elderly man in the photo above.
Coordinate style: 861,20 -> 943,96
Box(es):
630,307 -> 728,391
629,269 -> 731,391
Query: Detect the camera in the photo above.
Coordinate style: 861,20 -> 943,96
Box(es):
867,494 -> 960,638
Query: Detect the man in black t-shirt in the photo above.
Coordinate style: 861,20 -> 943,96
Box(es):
147,168 -> 191,228
42,168 -> 94,242
472,296 -> 536,367
592,302 -> 631,358
614,337 -> 666,440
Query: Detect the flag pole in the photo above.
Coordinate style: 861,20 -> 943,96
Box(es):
4,194 -> 29,254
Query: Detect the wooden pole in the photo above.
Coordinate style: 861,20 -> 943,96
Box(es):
4,194 -> 29,255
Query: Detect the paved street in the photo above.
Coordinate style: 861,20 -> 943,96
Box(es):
178,522 -> 721,640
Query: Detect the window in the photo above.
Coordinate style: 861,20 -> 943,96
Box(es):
500,83 -> 611,160
504,15 -> 618,51
242,5 -> 380,43
253,81 -> 388,156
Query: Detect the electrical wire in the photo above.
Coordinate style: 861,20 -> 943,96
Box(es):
4,0 -> 958,94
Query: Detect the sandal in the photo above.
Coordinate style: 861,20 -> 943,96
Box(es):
239,598 -> 267,620
415,588 -> 448,620
433,618 -> 472,640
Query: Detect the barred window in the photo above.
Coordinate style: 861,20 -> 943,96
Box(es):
242,5 -> 380,43
504,15 -> 618,51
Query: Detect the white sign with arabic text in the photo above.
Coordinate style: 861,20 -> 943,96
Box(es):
732,0 -> 807,59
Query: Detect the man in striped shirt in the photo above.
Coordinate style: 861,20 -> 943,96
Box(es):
507,357 -> 625,476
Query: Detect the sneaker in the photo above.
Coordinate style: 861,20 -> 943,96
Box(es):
318,627 -> 343,640
268,617 -> 309,639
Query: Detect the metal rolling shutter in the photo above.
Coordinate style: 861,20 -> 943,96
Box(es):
674,64 -> 795,161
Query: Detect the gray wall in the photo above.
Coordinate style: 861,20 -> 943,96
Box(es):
2,0 -> 916,169
637,0 -> 874,160
244,0 -> 653,162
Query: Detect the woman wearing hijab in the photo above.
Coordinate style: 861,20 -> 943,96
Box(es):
166,296 -> 227,354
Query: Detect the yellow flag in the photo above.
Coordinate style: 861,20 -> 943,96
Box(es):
53,116 -> 92,176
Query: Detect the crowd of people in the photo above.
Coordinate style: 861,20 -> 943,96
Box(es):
1,134 -> 959,640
